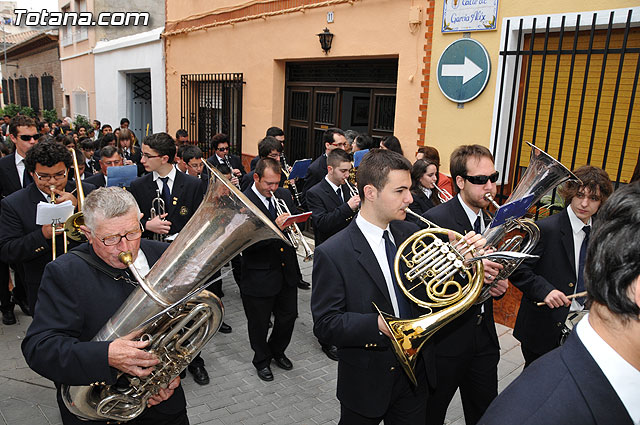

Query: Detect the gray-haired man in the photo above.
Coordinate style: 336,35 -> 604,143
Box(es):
22,187 -> 188,425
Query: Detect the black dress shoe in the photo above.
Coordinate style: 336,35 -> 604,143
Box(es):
297,279 -> 311,290
273,355 -> 293,370
322,345 -> 339,361
188,365 -> 210,385
256,366 -> 273,381
1,309 -> 16,325
219,322 -> 232,334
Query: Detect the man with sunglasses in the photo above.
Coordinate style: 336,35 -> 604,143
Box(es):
509,165 -> 613,368
0,115 -> 39,323
301,128 -> 348,202
423,144 -> 508,425
22,187 -> 188,425
206,133 -> 246,180
0,141 -> 96,314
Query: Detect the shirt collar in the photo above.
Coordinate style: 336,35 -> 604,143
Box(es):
15,151 -> 25,165
324,175 -> 340,193
457,193 -> 483,230
152,165 -> 176,182
251,182 -> 271,206
567,205 -> 592,234
355,213 -> 392,247
576,314 -> 640,423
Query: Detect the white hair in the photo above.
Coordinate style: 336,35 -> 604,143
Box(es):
83,187 -> 140,231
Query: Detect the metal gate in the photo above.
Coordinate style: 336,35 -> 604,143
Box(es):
180,73 -> 243,157
129,72 -> 153,140
490,8 -> 640,211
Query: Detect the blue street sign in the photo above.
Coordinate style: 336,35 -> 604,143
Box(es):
437,38 -> 491,103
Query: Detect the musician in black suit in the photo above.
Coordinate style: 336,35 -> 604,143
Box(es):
510,166 -> 613,367
207,133 -> 246,180
423,145 -> 508,425
22,187 -> 187,425
79,139 -> 99,175
250,126 -> 286,171
311,149 -> 487,424
0,115 -> 38,323
240,158 -> 299,382
407,159 -> 440,227
240,136 -> 283,191
84,146 -> 124,189
129,133 -> 204,241
301,128 -> 348,200
479,182 -> 640,425
0,142 -> 96,314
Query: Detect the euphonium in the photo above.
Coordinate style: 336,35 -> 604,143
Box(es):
474,142 -> 580,303
62,166 -> 288,422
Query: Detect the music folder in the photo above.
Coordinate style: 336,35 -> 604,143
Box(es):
282,211 -> 312,228
107,164 -> 138,188
353,149 -> 369,168
488,194 -> 536,229
287,159 -> 312,180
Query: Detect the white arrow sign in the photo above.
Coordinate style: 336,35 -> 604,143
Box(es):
441,56 -> 482,85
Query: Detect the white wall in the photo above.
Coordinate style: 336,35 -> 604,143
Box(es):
94,27 -> 166,133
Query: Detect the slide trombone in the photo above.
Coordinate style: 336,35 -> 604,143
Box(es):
64,149 -> 87,243
49,186 -> 67,261
270,190 -> 313,262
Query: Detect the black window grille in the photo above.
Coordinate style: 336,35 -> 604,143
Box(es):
180,73 -> 243,158
491,9 -> 640,217
17,77 -> 28,107
1,79 -> 7,105
29,75 -> 39,112
8,79 -> 15,104
41,74 -> 54,110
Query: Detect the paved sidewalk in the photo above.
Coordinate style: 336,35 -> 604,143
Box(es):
0,253 -> 524,425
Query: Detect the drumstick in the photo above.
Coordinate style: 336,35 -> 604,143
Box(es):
536,291 -> 587,306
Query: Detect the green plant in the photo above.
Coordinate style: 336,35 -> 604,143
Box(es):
42,109 -> 58,123
2,103 -> 21,117
19,106 -> 36,118
73,114 -> 91,130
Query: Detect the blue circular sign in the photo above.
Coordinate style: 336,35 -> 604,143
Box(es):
437,38 -> 491,103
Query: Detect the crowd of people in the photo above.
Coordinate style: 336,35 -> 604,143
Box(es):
0,114 -> 638,425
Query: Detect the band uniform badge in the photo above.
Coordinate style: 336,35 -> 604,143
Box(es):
179,206 -> 189,216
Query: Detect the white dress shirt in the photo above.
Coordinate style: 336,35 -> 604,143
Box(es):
15,152 -> 26,187
133,248 -> 150,277
576,315 -> 640,424
355,213 -> 401,317
457,193 -> 485,233
251,182 -> 275,212
153,166 -> 176,195
567,205 -> 592,312
421,187 -> 432,199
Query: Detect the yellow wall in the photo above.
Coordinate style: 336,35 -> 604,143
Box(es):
425,0 -> 639,173
165,0 -> 429,157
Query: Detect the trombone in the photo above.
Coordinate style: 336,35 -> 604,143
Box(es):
49,185 -> 67,261
270,190 -> 313,262
64,149 -> 87,243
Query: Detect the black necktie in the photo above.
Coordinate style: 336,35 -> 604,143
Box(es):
267,197 -> 276,219
473,215 -> 482,234
383,230 -> 411,318
576,225 -> 591,304
336,187 -> 343,203
159,177 -> 171,210
22,162 -> 33,188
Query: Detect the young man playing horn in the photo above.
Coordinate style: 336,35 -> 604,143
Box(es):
22,187 -> 187,425
311,149 -> 487,424
510,165 -> 613,367
480,181 -> 640,425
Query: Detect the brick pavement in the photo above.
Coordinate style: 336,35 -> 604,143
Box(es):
0,252 -> 524,425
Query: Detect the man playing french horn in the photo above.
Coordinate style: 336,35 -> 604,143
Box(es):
22,187 -> 188,425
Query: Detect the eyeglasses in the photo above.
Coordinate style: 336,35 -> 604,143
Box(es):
93,224 -> 144,246
462,171 -> 499,185
141,153 -> 163,159
217,146 -> 230,152
34,170 -> 68,181
19,134 -> 38,141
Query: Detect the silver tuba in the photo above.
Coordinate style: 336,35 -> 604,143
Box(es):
475,142 -> 580,303
62,166 -> 288,422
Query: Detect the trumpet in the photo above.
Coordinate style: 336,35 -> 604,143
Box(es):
435,185 -> 453,203
281,154 -> 302,207
150,189 -> 166,242
270,190 -> 313,262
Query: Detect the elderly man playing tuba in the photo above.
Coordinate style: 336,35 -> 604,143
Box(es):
22,187 -> 188,425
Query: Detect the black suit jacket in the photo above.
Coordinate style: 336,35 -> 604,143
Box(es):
207,154 -> 246,176
22,240 -> 186,424
510,208 -> 579,354
239,186 -> 298,297
128,171 -> 204,238
311,219 -> 435,417
406,189 -> 435,227
84,172 -> 106,188
0,181 -> 96,288
250,155 -> 259,171
0,153 -> 23,201
301,154 -> 327,197
305,178 -> 355,246
423,195 -> 500,355
478,331 -> 633,425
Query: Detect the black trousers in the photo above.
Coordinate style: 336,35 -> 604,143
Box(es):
521,345 -> 544,369
339,358 -> 428,425
240,284 -> 297,369
0,261 -> 10,310
425,323 -> 499,425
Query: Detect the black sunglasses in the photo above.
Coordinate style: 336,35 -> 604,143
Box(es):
19,134 -> 37,141
462,171 -> 499,185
